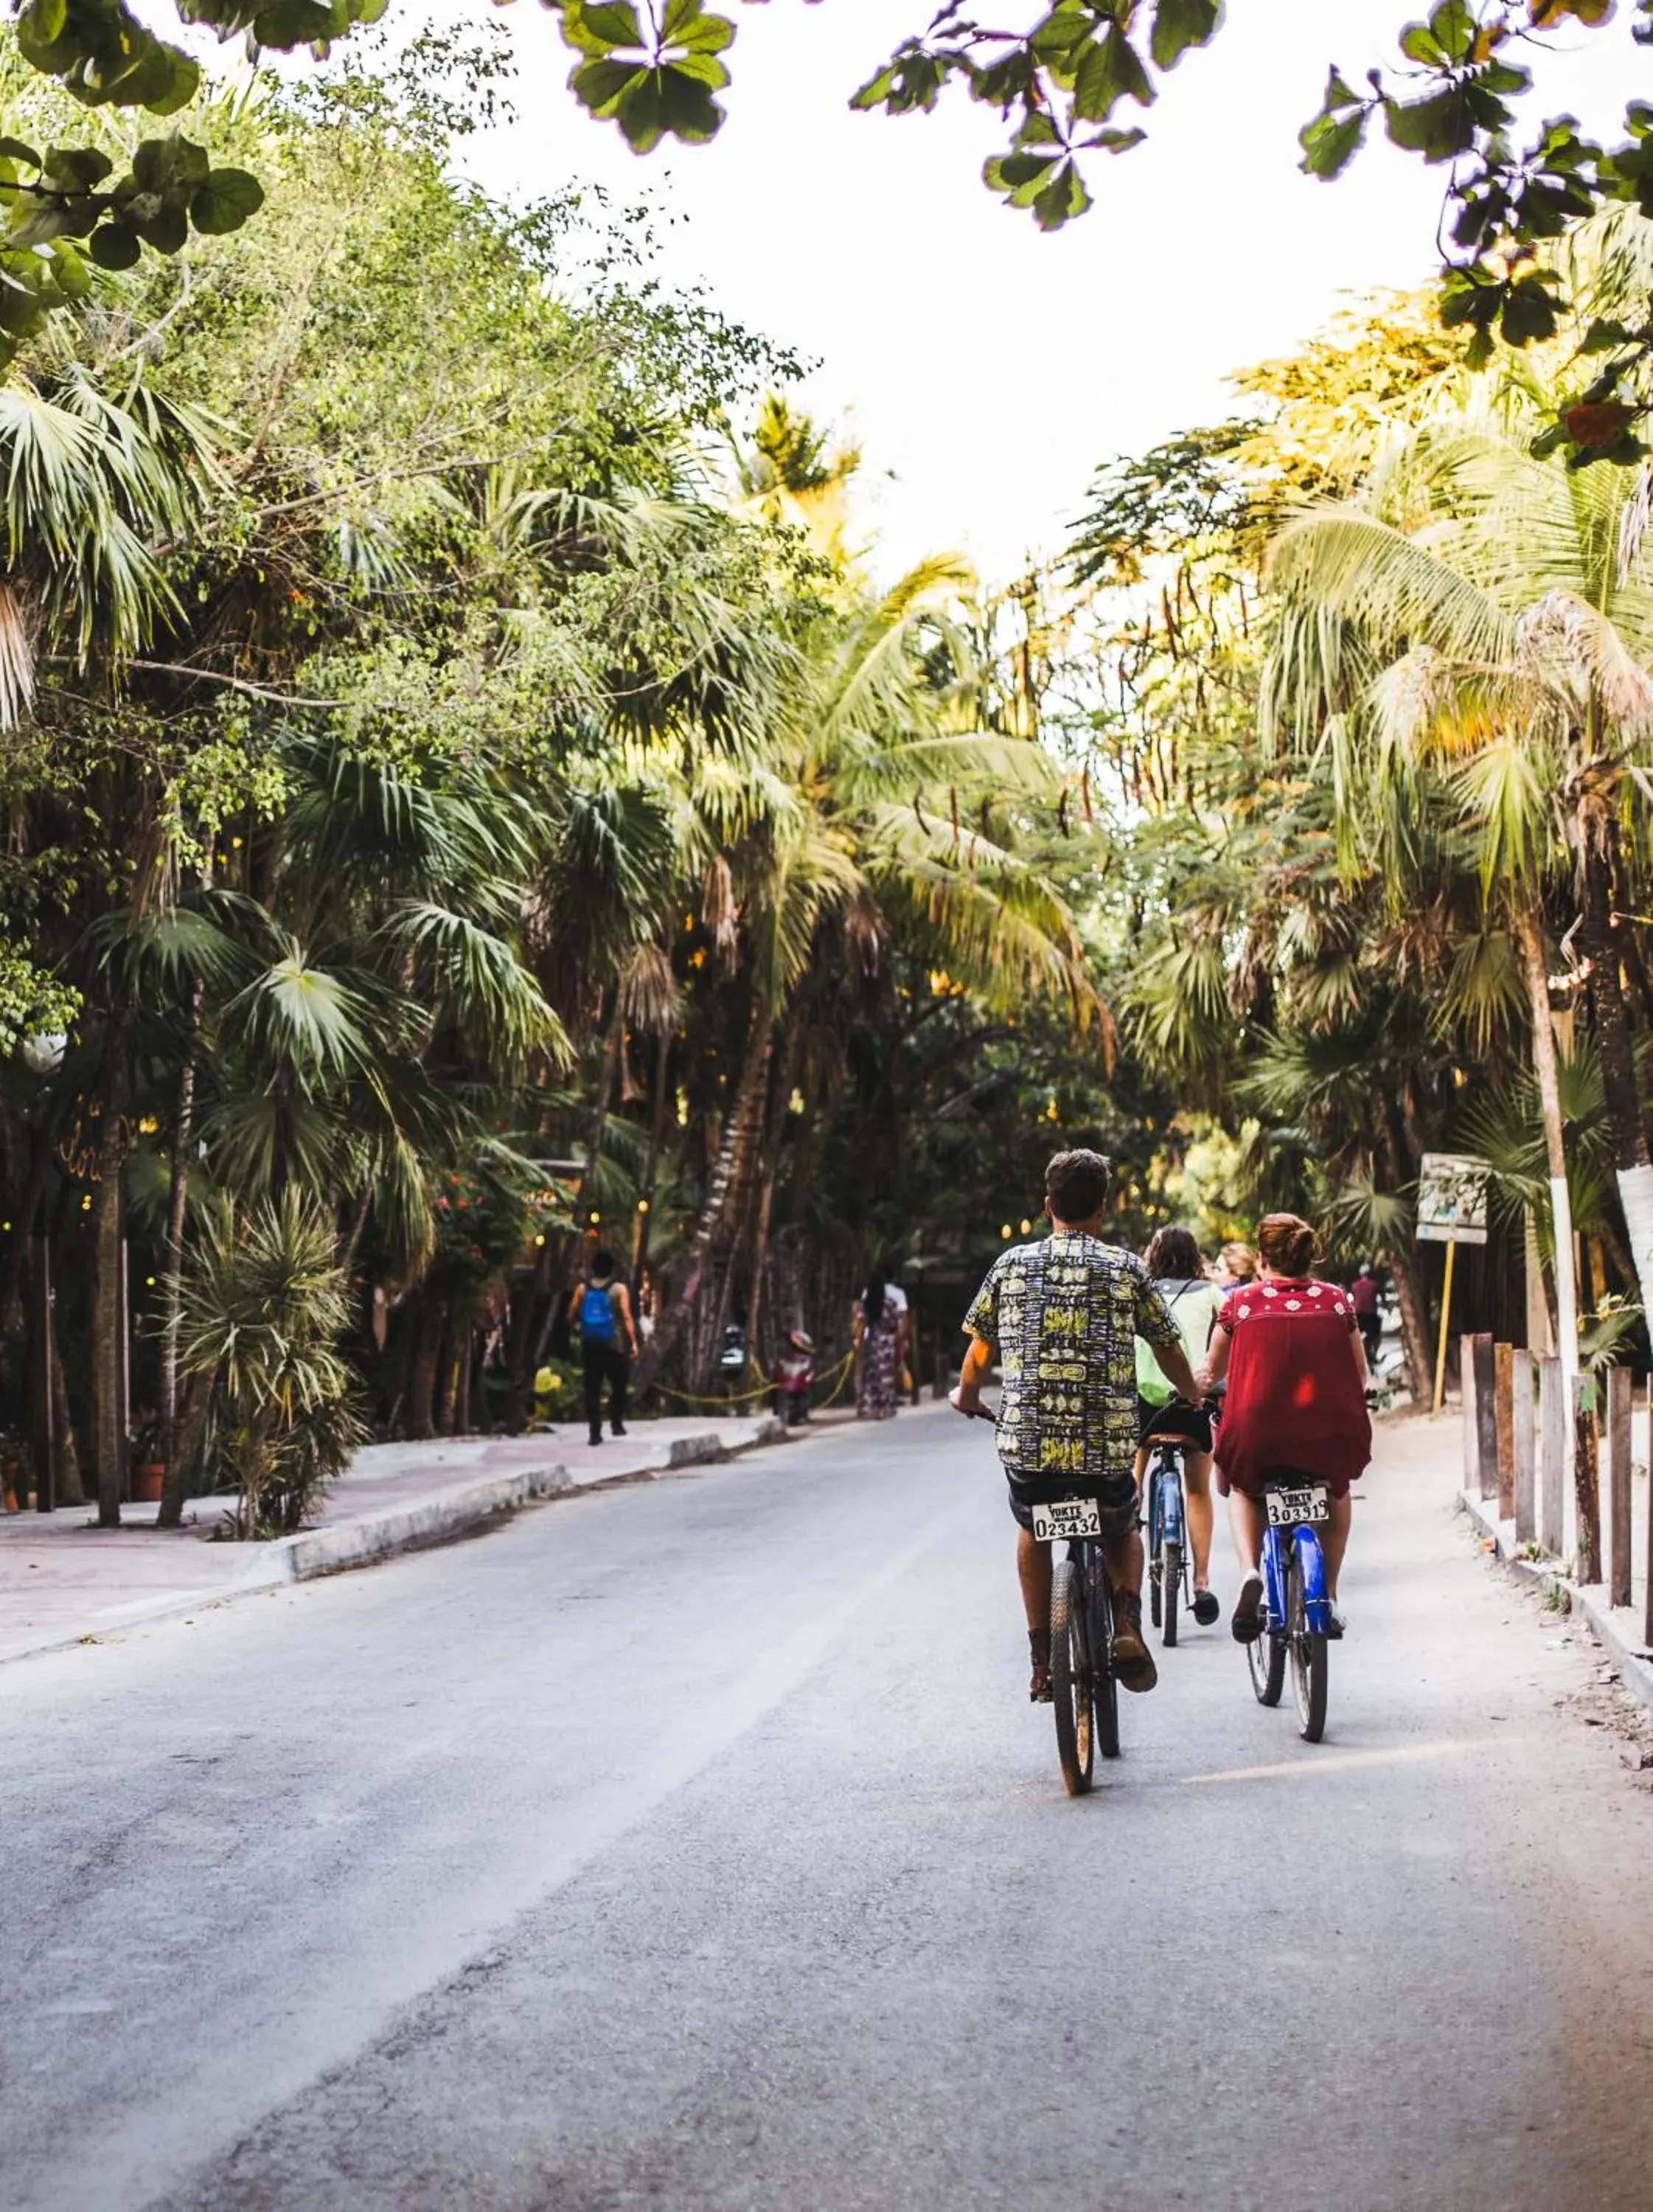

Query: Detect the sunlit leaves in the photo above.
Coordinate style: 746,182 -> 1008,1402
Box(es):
552,0 -> 736,152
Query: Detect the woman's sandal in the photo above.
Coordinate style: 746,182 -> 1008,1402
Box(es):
1192,1586 -> 1221,1627
1028,1630 -> 1054,1703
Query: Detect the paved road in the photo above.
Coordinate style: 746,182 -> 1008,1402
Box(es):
6,1407 -> 1653,2212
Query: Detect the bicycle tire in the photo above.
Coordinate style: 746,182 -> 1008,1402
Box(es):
1247,1610 -> 1285,1706
1162,1538 -> 1181,1648
1090,1560 -> 1121,1760
1289,1554 -> 1329,1742
1147,1474 -> 1163,1626
1050,1558 -> 1094,1795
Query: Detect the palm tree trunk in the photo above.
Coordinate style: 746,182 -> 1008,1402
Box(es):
638,1000 -> 773,1390
744,1004 -> 804,1377
1375,1108 -> 1433,1396
1516,906 -> 1580,1383
1579,803 -> 1653,1333
91,1020 -> 131,1527
49,1315 -> 84,1509
632,1031 -> 673,1283
338,1186 -> 372,1273
156,982 -> 203,1528
407,1295 -> 445,1440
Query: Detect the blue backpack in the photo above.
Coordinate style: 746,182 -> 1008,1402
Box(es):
580,1283 -> 616,1343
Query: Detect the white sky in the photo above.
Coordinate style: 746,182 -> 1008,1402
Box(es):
420,0 -> 1643,582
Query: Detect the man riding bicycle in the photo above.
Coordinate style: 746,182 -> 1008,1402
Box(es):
953,1149 -> 1202,1702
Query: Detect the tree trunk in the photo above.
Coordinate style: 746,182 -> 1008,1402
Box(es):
1375,1111 -> 1433,1397
744,1004 -> 804,1377
1574,1388 -> 1602,1584
576,995 -> 625,1225
1515,906 -> 1580,1384
1579,814 -> 1647,1172
47,1288 -> 83,1509
338,1186 -> 372,1273
91,1025 -> 130,1528
1580,801 -> 1653,1334
638,1000 -> 773,1390
632,1030 -> 673,1284
156,984 -> 203,1527
407,1294 -> 446,1440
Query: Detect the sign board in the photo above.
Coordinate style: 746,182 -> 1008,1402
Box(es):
1416,1152 -> 1490,1246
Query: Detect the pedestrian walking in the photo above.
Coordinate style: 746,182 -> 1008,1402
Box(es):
1213,1239 -> 1256,1290
1350,1262 -> 1382,1363
854,1270 -> 905,1421
568,1249 -> 640,1446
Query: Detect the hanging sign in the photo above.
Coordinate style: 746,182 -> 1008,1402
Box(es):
1416,1152 -> 1490,1247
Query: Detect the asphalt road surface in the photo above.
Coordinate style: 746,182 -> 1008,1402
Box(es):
7,1405 -> 1653,2212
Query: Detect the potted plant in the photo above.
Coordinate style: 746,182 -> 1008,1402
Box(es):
130,1420 -> 167,1506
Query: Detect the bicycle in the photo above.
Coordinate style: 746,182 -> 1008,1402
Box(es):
1245,1469 -> 1334,1742
1144,1436 -> 1190,1648
956,1400 -> 1119,1795
1037,1498 -> 1121,1797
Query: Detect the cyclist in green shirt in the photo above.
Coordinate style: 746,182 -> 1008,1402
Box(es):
1133,1225 -> 1224,1625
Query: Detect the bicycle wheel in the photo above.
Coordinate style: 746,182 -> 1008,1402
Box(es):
1247,1571 -> 1286,1705
1089,1561 -> 1121,1760
1288,1553 -> 1329,1742
1147,1477 -> 1163,1627
1049,1558 -> 1094,1795
1162,1538 -> 1181,1648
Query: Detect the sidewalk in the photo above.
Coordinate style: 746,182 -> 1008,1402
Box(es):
0,1409 -> 843,1667
1450,1402 -> 1653,1716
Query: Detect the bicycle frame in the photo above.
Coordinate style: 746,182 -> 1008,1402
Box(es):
1260,1518 -> 1332,1635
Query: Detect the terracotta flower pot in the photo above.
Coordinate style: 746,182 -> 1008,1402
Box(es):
131,1464 -> 166,1504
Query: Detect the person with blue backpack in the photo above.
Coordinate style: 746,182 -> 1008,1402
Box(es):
567,1249 -> 640,1447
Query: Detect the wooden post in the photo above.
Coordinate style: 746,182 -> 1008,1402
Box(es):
1472,1333 -> 1497,1501
1512,1348 -> 1535,1547
1573,1374 -> 1602,1584
1494,1342 -> 1515,1520
1607,1366 -> 1633,1609
1539,1356 -> 1566,1557
1461,1333 -> 1480,1495
1433,1239 -> 1458,1416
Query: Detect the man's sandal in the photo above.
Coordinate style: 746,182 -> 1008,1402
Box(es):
1028,1631 -> 1054,1703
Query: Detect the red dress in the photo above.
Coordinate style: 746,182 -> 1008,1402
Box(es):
1214,1276 -> 1372,1499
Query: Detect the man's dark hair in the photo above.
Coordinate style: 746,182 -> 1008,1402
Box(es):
1044,1148 -> 1112,1222
591,1248 -> 616,1277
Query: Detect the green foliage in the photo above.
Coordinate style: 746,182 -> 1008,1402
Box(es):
179,1192 -> 366,1536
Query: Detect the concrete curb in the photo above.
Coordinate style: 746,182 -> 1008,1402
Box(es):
3,1416 -> 788,1666
1456,1487 -> 1653,1717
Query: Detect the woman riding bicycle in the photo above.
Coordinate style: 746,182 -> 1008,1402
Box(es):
1200,1213 -> 1371,1644
1133,1225 -> 1224,1626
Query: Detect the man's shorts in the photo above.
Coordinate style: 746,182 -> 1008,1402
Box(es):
1005,1465 -> 1139,1540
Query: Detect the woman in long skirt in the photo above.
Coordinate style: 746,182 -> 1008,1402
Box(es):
854,1271 -> 902,1420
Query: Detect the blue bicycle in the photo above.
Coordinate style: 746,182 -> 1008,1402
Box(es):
1246,1470 -> 1333,1742
1144,1439 -> 1190,1649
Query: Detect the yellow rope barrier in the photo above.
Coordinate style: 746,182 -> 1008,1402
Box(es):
649,1346 -> 855,1412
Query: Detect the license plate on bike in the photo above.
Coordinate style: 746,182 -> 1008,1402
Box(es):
1265,1485 -> 1329,1526
1031,1497 -> 1103,1543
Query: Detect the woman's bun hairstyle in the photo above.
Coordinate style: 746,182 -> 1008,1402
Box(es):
1257,1212 -> 1320,1278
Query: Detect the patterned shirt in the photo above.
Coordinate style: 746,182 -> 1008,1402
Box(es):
962,1234 -> 1182,1481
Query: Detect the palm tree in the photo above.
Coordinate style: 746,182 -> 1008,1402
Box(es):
1262,407 -> 1653,1370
